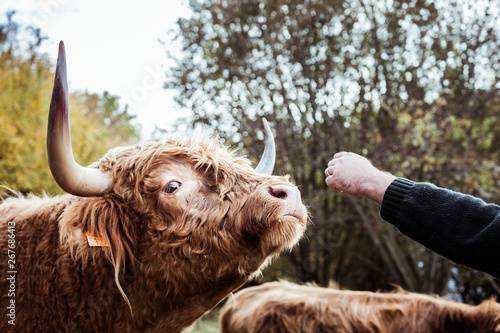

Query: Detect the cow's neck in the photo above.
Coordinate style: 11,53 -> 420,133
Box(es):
130,272 -> 249,332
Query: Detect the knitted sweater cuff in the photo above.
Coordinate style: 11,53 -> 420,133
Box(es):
380,177 -> 415,224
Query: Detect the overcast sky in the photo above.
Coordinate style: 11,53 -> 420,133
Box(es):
0,0 -> 193,139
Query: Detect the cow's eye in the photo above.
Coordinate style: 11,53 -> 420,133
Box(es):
165,181 -> 181,194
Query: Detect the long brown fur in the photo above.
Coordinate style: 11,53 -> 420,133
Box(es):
0,139 -> 307,332
220,281 -> 500,333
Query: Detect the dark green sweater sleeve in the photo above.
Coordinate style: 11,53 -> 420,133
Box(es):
380,178 -> 500,278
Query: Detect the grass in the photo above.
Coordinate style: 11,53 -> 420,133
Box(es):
187,309 -> 221,333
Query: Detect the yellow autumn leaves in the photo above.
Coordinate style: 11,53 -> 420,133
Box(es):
0,46 -> 139,195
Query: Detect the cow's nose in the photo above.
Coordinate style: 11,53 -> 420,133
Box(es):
269,185 -> 305,220
269,185 -> 299,201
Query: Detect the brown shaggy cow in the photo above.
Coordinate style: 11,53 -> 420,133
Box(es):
220,281 -> 500,333
0,42 -> 307,332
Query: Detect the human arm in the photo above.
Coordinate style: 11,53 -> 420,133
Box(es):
381,178 -> 500,278
325,152 -> 500,278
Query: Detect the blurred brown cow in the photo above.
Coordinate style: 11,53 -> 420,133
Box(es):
220,281 -> 500,333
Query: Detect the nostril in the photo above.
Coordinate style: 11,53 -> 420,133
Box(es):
269,186 -> 288,200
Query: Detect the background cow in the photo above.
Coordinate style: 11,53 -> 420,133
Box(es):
0,42 -> 307,332
220,281 -> 500,333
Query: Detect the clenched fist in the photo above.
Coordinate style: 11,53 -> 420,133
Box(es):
324,152 -> 396,205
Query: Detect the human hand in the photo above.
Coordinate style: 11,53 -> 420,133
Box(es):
324,152 -> 396,205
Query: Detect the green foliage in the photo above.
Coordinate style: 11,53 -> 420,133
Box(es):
167,0 -> 500,301
0,12 -> 139,195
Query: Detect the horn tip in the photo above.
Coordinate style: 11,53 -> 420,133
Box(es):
57,41 -> 66,60
58,41 -> 65,55
261,118 -> 273,138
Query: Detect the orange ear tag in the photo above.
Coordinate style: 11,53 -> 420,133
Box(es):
85,231 -> 110,247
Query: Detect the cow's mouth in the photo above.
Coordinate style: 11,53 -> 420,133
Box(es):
281,213 -> 307,225
280,202 -> 308,226
278,212 -> 308,239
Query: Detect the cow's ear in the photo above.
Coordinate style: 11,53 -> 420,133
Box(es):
60,197 -> 141,267
60,197 -> 140,312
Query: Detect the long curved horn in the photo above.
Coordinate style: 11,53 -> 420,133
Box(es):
254,118 -> 276,175
47,41 -> 111,196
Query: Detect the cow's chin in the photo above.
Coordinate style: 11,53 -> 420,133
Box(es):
265,213 -> 307,254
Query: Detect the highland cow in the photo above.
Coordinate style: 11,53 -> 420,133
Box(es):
0,42 -> 308,332
220,281 -> 500,333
